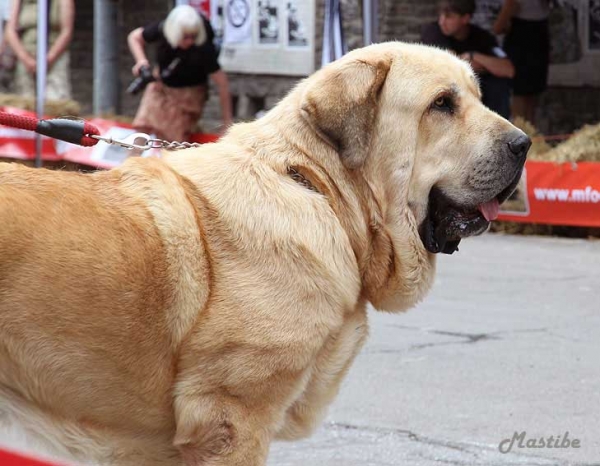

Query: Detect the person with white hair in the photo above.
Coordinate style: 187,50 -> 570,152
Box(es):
128,4 -> 233,142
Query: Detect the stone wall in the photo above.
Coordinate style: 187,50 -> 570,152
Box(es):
380,0 -> 437,43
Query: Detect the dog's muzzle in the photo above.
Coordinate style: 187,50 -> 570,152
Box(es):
419,132 -> 531,255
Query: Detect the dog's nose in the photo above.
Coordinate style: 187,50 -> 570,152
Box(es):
507,133 -> 531,159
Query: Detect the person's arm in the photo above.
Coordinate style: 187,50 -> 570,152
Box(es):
493,0 -> 519,35
471,52 -> 515,78
47,0 -> 74,68
209,69 -> 233,132
127,27 -> 150,76
0,26 -> 6,56
4,0 -> 36,73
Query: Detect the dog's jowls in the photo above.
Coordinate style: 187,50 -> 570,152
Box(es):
0,42 -> 528,465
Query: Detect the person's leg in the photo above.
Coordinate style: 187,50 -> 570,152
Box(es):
14,60 -> 35,98
511,95 -> 526,121
45,53 -> 72,101
174,85 -> 207,141
132,82 -> 167,139
524,94 -> 537,124
480,74 -> 512,120
512,94 -> 538,124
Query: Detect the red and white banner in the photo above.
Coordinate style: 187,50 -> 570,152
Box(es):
498,161 -> 600,227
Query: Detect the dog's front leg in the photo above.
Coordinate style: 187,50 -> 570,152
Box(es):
276,307 -> 368,440
173,393 -> 271,466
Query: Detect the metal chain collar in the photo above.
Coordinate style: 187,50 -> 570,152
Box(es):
287,167 -> 320,193
90,133 -> 202,152
93,132 -> 322,195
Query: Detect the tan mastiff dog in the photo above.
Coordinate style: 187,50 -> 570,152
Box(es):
0,42 -> 529,465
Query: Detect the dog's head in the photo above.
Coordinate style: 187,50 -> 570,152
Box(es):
297,42 -> 529,310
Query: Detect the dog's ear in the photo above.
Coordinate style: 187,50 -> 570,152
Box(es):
300,53 -> 392,169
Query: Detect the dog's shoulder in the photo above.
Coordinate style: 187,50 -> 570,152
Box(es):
115,157 -> 212,348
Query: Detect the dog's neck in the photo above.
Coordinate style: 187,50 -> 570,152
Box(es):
284,156 -> 387,298
252,103 -> 413,303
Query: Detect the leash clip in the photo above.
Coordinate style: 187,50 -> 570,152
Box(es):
90,132 -> 153,151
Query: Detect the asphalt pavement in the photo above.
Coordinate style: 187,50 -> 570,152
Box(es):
268,232 -> 600,466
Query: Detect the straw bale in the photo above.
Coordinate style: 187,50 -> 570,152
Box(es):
0,93 -> 80,116
541,122 -> 600,163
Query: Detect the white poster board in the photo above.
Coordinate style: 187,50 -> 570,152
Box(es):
214,0 -> 315,76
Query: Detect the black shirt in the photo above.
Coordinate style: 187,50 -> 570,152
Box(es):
142,16 -> 220,88
420,22 -> 506,58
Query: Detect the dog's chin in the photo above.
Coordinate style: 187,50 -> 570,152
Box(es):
419,199 -> 490,255
419,167 -> 524,255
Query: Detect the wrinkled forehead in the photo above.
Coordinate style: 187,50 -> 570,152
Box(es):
388,46 -> 481,103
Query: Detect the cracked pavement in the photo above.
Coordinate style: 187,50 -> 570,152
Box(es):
268,233 -> 600,465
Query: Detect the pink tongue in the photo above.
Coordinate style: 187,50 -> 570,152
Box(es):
478,199 -> 500,221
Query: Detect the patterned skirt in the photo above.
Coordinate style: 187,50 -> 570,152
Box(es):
132,82 -> 206,142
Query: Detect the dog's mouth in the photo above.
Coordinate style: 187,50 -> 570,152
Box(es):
419,168 -> 523,255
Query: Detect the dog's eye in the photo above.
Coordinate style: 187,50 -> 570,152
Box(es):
432,96 -> 454,114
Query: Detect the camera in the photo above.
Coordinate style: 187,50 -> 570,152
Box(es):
126,65 -> 155,95
126,58 -> 181,95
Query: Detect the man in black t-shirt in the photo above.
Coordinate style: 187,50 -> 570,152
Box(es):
127,5 -> 232,142
421,0 -> 514,119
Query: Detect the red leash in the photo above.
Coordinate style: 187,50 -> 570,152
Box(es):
0,111 -> 100,147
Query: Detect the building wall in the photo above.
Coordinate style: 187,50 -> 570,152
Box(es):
68,0 -> 600,136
